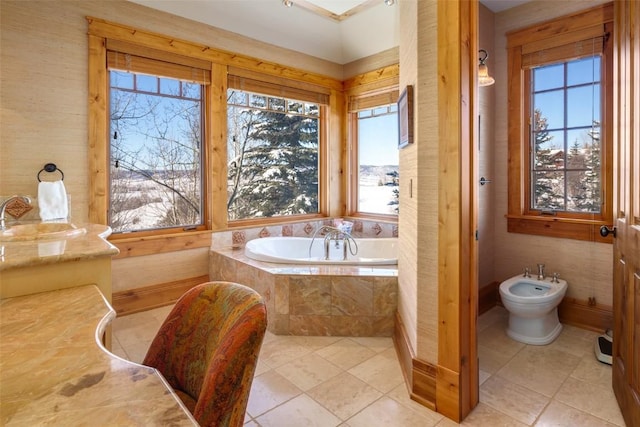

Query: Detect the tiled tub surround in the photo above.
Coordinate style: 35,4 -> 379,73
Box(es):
211,219 -> 399,336
210,246 -> 398,337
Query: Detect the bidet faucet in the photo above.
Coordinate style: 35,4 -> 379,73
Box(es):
537,263 -> 546,280
0,195 -> 31,230
551,272 -> 560,283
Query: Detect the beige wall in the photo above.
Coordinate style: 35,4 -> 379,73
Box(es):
492,0 -> 613,305
478,4 -> 496,289
397,0 -> 440,364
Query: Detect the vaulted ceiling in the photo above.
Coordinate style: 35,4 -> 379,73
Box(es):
129,0 -> 529,64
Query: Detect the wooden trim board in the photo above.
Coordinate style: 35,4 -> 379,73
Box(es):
479,281 -> 500,315
112,275 -> 209,316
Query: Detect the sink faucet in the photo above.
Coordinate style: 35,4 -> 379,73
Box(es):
0,196 -> 31,230
537,263 -> 546,280
309,225 -> 358,261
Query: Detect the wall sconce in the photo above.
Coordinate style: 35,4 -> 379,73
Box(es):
282,0 -> 293,7
478,49 -> 495,87
384,0 -> 396,5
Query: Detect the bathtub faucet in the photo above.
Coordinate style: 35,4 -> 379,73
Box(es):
309,225 -> 358,261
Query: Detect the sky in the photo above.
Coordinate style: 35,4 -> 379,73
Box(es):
358,111 -> 399,166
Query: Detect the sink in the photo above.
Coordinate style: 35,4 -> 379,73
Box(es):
0,223 -> 86,242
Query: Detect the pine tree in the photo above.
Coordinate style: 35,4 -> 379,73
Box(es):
532,108 -> 563,210
227,108 -> 319,219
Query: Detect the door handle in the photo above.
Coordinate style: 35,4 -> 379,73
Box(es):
600,225 -> 617,238
479,177 -> 492,186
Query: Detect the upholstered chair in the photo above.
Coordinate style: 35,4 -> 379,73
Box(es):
143,281 -> 267,427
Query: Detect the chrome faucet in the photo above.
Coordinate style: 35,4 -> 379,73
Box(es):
537,263 -> 546,280
309,225 -> 358,261
0,195 -> 31,230
551,272 -> 560,283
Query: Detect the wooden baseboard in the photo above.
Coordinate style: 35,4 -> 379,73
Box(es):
112,275 -> 209,316
478,281 -> 499,315
393,312 -> 437,410
558,297 -> 613,332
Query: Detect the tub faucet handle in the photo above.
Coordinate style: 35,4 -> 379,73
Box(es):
523,267 -> 531,278
551,272 -> 560,283
537,263 -> 545,280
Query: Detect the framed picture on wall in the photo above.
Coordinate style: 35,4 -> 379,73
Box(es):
397,85 -> 414,149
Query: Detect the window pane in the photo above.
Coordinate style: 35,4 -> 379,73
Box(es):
533,63 -> 564,91
269,97 -> 285,111
250,94 -> 266,109
227,89 -> 320,220
109,71 -> 203,233
533,90 -> 564,129
288,100 -> 304,114
159,78 -> 180,96
567,84 -> 600,128
136,74 -> 157,93
532,171 -> 565,211
357,106 -> 399,215
567,56 -> 600,86
111,71 -> 134,90
183,82 -> 201,100
566,170 -> 601,213
228,90 -> 247,106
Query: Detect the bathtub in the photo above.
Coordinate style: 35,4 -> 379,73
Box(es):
244,236 -> 398,265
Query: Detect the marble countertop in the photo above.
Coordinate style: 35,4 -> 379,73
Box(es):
0,223 -> 119,271
0,285 -> 197,425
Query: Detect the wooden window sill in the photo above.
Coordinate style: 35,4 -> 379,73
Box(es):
506,215 -> 613,244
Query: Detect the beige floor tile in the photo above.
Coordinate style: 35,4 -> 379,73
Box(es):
461,402 -> 528,426
555,376 -> 625,426
315,338 -> 377,370
570,355 -> 613,389
349,336 -> 394,353
478,369 -> 491,386
547,325 -> 597,358
307,373 -> 382,420
480,375 -> 549,425
345,396 -> 442,427
256,394 -> 342,427
478,322 -> 526,359
258,336 -> 319,368
275,352 -> 342,391
111,314 -> 161,347
244,420 -> 259,426
497,345 -> 581,397
246,370 -> 302,418
535,400 -> 618,427
386,383 -> 443,421
477,306 -> 509,332
347,347 -> 403,393
478,343 -> 513,374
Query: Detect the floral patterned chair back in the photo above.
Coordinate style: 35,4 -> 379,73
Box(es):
143,281 -> 267,427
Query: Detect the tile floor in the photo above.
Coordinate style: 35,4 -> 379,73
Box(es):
111,306 -> 626,426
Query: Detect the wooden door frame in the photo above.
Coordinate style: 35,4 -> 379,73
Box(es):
435,0 -> 479,422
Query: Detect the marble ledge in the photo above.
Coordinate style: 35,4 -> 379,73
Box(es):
0,284 -> 196,426
213,245 -> 398,277
0,223 -> 119,272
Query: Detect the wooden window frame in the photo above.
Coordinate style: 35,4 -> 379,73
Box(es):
506,3 -> 614,243
87,18 -> 339,245
344,66 -> 399,221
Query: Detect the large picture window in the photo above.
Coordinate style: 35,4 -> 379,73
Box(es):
109,70 -> 205,233
227,89 -> 320,221
107,49 -> 210,235
506,4 -> 613,242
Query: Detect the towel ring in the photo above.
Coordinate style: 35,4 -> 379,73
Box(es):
37,163 -> 64,182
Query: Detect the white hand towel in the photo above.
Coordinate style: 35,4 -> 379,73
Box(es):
38,180 -> 69,221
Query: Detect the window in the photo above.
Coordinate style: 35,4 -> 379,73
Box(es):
507,3 -> 613,242
109,69 -> 206,233
347,87 -> 399,218
226,89 -> 320,220
355,105 -> 399,215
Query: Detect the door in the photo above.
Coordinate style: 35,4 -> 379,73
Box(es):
612,1 -> 640,426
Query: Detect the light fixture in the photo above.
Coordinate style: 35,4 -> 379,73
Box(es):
478,49 -> 495,87
384,0 -> 395,5
282,0 -> 293,7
